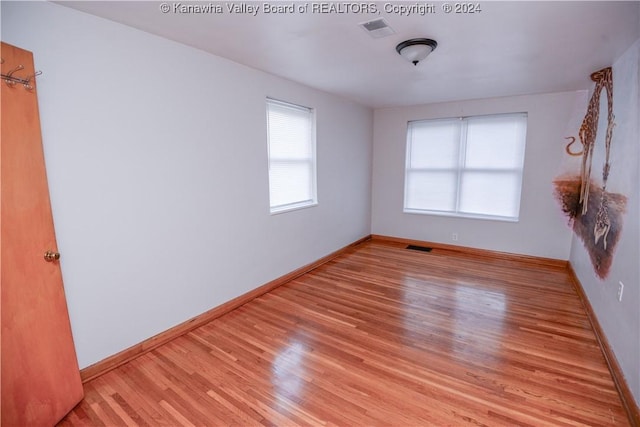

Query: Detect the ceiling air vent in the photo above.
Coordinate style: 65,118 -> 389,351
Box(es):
359,18 -> 395,39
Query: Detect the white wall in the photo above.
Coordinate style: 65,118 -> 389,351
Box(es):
569,39 -> 640,406
372,92 -> 578,259
2,1 -> 373,368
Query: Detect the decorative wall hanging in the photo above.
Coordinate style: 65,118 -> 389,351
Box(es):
553,67 -> 627,279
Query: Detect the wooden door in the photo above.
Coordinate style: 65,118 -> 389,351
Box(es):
1,42 -> 84,426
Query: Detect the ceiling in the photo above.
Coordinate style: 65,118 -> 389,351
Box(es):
57,1 -> 639,108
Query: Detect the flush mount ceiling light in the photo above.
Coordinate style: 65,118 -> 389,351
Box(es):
396,38 -> 438,66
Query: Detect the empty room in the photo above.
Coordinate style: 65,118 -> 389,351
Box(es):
2,1 -> 639,425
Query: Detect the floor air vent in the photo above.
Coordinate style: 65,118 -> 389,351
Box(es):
406,245 -> 432,252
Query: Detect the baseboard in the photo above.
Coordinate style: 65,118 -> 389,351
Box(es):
371,234 -> 568,268
567,263 -> 640,427
80,235 -> 372,383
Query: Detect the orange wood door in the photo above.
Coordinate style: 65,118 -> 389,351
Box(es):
1,42 -> 84,426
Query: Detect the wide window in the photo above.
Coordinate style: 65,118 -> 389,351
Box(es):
404,113 -> 527,221
266,98 -> 317,214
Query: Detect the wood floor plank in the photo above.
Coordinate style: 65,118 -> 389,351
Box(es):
59,240 -> 630,426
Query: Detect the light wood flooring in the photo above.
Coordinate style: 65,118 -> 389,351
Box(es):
59,240 -> 629,426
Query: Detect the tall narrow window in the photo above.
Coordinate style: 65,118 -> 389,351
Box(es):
266,98 -> 317,214
404,113 -> 527,221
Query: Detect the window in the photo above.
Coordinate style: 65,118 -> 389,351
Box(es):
266,98 -> 317,213
404,113 -> 527,221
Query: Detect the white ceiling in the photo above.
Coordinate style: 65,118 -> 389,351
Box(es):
57,1 -> 639,108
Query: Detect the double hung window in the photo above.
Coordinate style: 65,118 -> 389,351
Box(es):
266,98 -> 317,214
404,113 -> 527,221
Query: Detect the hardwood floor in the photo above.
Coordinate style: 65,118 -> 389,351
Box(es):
59,240 -> 629,426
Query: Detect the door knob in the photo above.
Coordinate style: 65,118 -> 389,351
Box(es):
44,250 -> 60,262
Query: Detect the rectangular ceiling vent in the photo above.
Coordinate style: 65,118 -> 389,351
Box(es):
359,18 -> 395,39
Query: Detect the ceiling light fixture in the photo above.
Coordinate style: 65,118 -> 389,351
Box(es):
396,38 -> 438,66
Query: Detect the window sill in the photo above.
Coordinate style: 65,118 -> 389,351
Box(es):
270,201 -> 318,215
403,208 -> 519,223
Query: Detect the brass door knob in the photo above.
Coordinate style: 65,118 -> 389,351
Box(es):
44,250 -> 60,262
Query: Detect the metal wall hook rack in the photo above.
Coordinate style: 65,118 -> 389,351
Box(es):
1,58 -> 42,90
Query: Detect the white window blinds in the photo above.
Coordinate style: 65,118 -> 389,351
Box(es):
266,98 -> 317,213
404,113 -> 527,221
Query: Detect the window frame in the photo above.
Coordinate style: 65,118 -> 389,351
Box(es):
403,112 -> 527,222
266,97 -> 318,215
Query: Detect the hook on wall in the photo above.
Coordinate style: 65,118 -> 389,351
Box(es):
4,64 -> 25,87
23,71 -> 42,90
